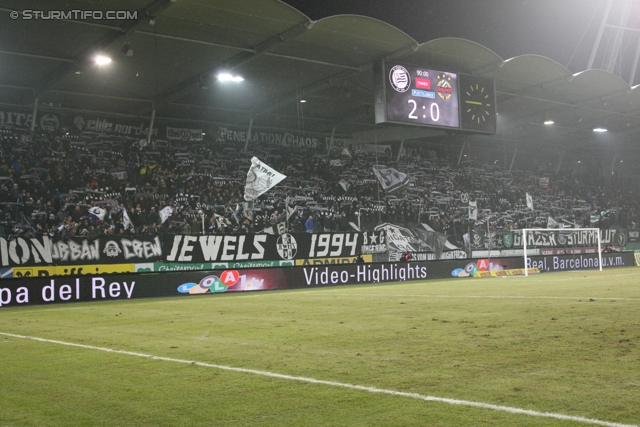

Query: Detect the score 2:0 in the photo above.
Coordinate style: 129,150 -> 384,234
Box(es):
407,99 -> 440,122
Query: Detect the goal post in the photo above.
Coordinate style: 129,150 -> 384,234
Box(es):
522,228 -> 602,276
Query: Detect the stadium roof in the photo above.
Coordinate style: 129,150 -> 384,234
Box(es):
1,0 -> 639,161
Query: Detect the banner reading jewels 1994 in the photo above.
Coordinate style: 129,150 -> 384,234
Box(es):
162,231 -> 387,263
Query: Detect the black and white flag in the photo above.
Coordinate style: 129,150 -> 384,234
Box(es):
372,166 -> 409,193
468,200 -> 478,220
526,193 -> 534,211
244,157 -> 287,201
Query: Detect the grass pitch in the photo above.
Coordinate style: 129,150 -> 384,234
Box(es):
1,268 -> 639,427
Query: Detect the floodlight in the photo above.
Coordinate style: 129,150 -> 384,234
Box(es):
593,127 -> 608,132
217,72 -> 244,82
300,99 -> 307,103
95,55 -> 112,65
543,120 -> 554,125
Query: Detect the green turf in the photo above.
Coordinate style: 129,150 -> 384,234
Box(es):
1,268 -> 639,426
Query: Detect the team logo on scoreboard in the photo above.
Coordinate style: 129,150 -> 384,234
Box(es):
389,65 -> 411,93
436,74 -> 453,100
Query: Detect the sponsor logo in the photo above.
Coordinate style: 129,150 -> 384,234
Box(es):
389,65 -> 411,93
411,89 -> 435,98
415,78 -> 431,89
295,254 -> 372,266
177,270 -> 264,295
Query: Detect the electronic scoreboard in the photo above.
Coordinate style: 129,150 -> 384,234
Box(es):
374,61 -> 497,134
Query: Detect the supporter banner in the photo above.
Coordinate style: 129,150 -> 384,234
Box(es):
628,230 -> 640,244
216,126 -> 321,149
326,137 -> 356,150
0,236 -> 52,267
70,114 -> 158,137
163,232 -> 367,263
166,127 -> 203,141
51,236 -> 163,264
474,229 -> 626,250
526,252 -> 634,272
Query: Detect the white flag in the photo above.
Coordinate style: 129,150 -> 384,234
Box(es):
121,208 -> 133,231
339,179 -> 351,192
526,193 -> 534,211
159,206 -> 174,224
244,157 -> 287,201
547,216 -> 559,228
468,200 -> 478,220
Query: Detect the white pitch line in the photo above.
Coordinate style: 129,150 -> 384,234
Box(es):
0,332 -> 636,427
298,293 -> 640,301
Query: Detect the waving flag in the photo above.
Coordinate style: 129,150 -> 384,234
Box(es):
372,165 -> 409,193
244,157 -> 287,201
468,200 -> 478,220
159,206 -> 174,224
121,208 -> 133,231
88,206 -> 106,221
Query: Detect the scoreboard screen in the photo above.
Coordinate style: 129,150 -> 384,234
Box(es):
374,61 -> 497,134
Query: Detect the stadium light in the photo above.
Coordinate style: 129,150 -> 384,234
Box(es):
217,72 -> 244,82
94,55 -> 112,65
593,127 -> 608,132
300,99 -> 307,103
544,120 -> 554,125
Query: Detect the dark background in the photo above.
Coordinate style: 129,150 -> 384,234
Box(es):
282,0 -> 615,73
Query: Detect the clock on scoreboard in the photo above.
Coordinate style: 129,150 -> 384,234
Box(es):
374,61 -> 497,134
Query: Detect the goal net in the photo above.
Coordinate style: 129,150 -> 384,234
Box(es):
522,228 -> 602,276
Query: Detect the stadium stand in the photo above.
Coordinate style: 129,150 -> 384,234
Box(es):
1,127 -> 637,249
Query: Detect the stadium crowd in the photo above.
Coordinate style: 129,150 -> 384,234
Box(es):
0,127 -> 638,247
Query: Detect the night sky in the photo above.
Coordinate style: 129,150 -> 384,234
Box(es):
281,0 -> 617,74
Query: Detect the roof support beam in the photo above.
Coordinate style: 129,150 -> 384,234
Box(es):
0,50 -> 75,63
